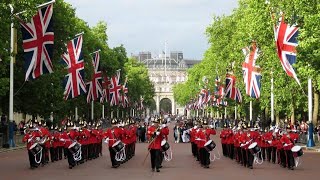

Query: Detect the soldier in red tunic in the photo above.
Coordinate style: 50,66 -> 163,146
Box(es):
147,118 -> 164,172
103,119 -> 123,168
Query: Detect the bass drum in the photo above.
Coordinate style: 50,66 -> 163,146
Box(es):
161,139 -> 170,152
112,140 -> 125,152
68,142 -> 81,154
29,143 -> 42,155
204,140 -> 216,151
248,142 -> 261,154
291,145 -> 303,157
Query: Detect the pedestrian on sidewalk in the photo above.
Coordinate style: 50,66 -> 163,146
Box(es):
8,120 -> 17,148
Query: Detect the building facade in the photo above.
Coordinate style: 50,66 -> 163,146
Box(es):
133,51 -> 200,115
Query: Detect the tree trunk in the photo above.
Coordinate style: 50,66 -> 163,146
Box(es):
276,113 -> 280,126
290,105 -> 295,125
312,92 -> 319,125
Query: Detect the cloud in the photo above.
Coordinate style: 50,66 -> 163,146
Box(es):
64,0 -> 238,59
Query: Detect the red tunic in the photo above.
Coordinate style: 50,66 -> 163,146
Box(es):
103,127 -> 122,147
147,126 -> 163,150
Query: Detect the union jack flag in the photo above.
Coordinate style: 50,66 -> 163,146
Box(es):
86,51 -> 103,103
275,15 -> 300,85
62,35 -> 86,100
121,77 -> 129,108
214,76 -> 220,97
225,73 -> 236,98
225,73 -> 242,103
109,70 -> 122,106
100,73 -> 111,103
242,42 -> 262,99
19,4 -> 54,81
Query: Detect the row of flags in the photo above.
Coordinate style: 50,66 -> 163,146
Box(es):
186,13 -> 300,110
17,3 -> 138,109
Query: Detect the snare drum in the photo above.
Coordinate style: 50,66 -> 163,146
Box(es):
161,139 -> 170,152
112,140 -> 124,152
291,145 -> 303,157
68,142 -> 81,154
204,140 -> 216,151
248,142 -> 261,154
29,143 -> 42,155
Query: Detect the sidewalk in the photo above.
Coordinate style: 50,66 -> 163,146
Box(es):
0,145 -> 26,153
297,143 -> 320,152
0,134 -> 26,153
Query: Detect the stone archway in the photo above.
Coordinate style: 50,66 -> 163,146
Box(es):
160,98 -> 172,114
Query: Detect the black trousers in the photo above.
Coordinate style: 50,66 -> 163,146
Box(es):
28,150 -> 38,167
236,147 -> 242,163
200,148 -> 210,166
261,147 -> 266,160
266,147 -> 272,161
241,148 -> 247,166
280,149 -> 286,167
247,150 -> 254,167
150,149 -> 161,170
271,147 -> 277,163
109,147 -> 118,167
50,147 -> 57,162
285,150 -> 295,168
229,144 -> 234,159
191,142 -> 197,157
58,147 -> 63,160
64,148 -> 68,159
222,144 -> 227,156
66,149 -> 76,167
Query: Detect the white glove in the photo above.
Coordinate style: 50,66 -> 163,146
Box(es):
284,144 -> 288,147
104,138 -> 109,144
156,131 -> 160,136
161,124 -> 167,128
36,137 -> 40,141
28,138 -> 32,143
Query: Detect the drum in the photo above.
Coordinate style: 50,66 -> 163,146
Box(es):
248,142 -> 261,154
204,140 -> 216,151
29,143 -> 42,155
161,139 -> 170,152
68,142 -> 81,154
291,145 -> 303,157
112,140 -> 124,152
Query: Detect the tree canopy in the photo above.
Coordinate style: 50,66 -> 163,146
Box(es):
0,0 -> 154,121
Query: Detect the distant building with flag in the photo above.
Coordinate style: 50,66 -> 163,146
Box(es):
132,50 -> 200,115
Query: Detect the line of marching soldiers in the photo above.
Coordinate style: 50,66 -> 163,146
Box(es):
22,118 -> 138,169
220,122 -> 301,170
22,120 -> 105,169
188,119 -> 217,168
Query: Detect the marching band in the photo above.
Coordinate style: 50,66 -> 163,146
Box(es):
220,121 -> 302,170
21,117 -> 305,172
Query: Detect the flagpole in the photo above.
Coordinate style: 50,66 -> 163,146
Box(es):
224,107 -> 227,119
250,101 -> 252,121
91,101 -> 94,120
307,78 -> 315,147
102,104 -> 105,119
9,5 -> 15,124
271,77 -> 274,123
75,106 -> 78,121
235,105 -> 237,120
164,42 -> 167,76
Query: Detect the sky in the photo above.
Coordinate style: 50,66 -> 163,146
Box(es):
64,0 -> 238,60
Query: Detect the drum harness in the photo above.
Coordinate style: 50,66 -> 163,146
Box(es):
112,130 -> 126,162
28,135 -> 43,164
249,139 -> 264,165
64,134 -> 82,162
196,132 -> 221,162
162,137 -> 172,162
